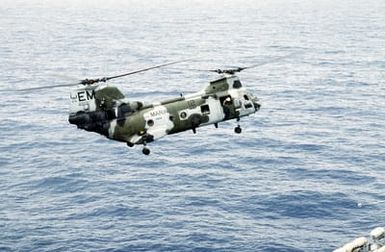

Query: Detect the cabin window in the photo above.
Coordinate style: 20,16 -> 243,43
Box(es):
233,80 -> 242,89
147,119 -> 154,127
180,111 -> 187,119
201,104 -> 210,114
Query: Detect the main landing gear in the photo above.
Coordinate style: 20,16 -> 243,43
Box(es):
126,133 -> 152,155
140,132 -> 154,155
234,118 -> 242,134
127,141 -> 151,155
142,137 -> 151,155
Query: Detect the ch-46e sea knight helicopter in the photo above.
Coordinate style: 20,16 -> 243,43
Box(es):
68,60 -> 261,155
11,59 -> 265,155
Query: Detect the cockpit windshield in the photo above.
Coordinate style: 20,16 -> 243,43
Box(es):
233,80 -> 242,89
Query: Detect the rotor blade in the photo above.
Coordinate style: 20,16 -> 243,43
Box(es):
104,58 -> 193,81
241,52 -> 301,71
0,81 -> 83,92
1,58 -> 193,92
188,52 -> 301,75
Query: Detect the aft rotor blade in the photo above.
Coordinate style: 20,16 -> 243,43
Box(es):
104,59 -> 192,81
2,59 -> 192,92
0,82 -> 83,92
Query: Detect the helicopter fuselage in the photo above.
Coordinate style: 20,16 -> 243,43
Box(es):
68,75 -> 260,154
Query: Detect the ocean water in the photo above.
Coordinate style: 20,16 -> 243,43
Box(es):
1,0 -> 385,251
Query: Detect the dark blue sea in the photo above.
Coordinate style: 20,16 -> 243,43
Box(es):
1,0 -> 385,251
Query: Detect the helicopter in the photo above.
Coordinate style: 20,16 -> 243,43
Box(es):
68,60 -> 260,155
7,58 -> 271,155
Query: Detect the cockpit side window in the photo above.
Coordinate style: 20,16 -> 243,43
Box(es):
233,80 -> 242,89
201,104 -> 210,114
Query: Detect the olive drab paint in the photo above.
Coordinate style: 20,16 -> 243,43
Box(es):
68,74 -> 261,155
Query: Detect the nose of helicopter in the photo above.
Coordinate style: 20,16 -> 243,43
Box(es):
252,97 -> 261,111
254,101 -> 261,111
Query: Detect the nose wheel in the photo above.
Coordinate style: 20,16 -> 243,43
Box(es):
234,125 -> 242,134
142,147 -> 150,155
234,118 -> 242,134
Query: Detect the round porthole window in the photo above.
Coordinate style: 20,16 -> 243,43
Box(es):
147,119 -> 154,127
180,112 -> 187,119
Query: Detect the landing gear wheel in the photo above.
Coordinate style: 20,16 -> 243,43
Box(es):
127,142 -> 134,147
142,147 -> 150,155
234,126 -> 242,134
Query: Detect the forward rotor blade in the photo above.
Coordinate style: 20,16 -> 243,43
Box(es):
241,52 -> 301,71
189,52 -> 301,75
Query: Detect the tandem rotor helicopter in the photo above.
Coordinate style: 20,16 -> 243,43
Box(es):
5,56 -> 290,155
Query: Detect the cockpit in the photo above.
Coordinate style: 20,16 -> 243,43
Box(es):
204,75 -> 243,95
